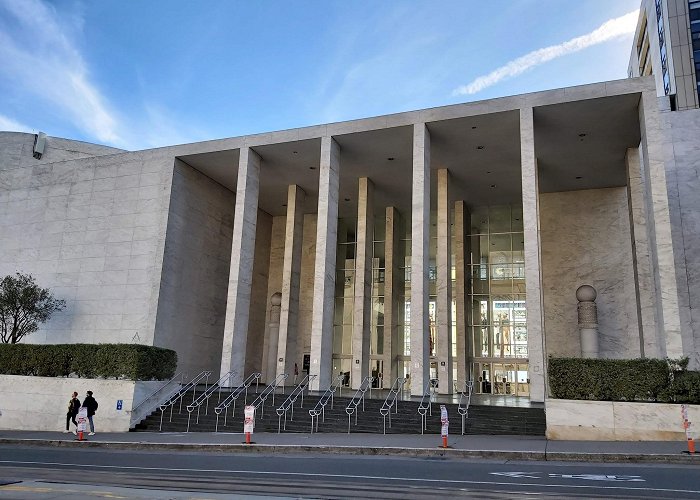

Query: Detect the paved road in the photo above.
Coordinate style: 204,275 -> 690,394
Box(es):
0,445 -> 699,499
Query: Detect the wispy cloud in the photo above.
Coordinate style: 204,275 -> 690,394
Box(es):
453,10 -> 639,96
0,0 -> 122,145
0,113 -> 33,133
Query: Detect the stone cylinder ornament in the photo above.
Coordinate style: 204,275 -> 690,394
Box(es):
576,285 -> 599,358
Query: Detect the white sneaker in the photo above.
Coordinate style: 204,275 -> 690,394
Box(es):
88,432 -> 95,436
72,430 -> 77,435
63,430 -> 70,433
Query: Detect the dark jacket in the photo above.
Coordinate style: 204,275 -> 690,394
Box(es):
83,395 -> 98,417
67,398 -> 81,416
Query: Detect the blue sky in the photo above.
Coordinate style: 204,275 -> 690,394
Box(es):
0,0 -> 641,150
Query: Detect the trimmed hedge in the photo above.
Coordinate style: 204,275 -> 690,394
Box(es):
0,343 -> 177,380
548,357 -> 700,403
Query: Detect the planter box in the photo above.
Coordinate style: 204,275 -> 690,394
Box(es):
546,399 -> 700,441
0,375 -> 162,432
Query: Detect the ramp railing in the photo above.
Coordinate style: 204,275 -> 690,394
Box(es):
276,374 -> 317,432
380,377 -> 406,434
130,371 -> 185,424
345,376 -> 374,433
417,382 -> 433,435
309,374 -> 344,434
213,372 -> 262,432
185,371 -> 235,432
250,373 -> 288,417
458,379 -> 474,435
158,370 -> 212,431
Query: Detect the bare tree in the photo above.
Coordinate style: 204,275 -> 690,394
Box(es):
0,273 -> 65,344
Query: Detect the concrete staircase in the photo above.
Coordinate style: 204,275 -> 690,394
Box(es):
132,386 -> 546,436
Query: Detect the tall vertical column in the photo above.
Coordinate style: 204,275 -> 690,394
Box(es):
276,185 -> 305,384
309,137 -> 340,391
520,107 -> 546,403
625,147 -> 659,358
221,147 -> 261,385
436,169 -> 453,394
638,91 -> 683,358
410,123 -> 431,397
454,201 -> 469,387
384,207 -> 402,386
351,178 -> 374,388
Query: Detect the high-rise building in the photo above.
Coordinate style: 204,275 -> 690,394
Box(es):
629,0 -> 700,109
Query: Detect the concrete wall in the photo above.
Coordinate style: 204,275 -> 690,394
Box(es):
540,188 -> 640,358
0,135 -> 176,346
0,132 -> 123,167
153,159 -> 234,377
0,375 -> 161,432
547,398 -> 699,441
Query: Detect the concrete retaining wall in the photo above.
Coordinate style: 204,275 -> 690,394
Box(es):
0,375 -> 162,432
546,398 -> 700,440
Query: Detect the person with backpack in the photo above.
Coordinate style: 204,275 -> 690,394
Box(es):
83,390 -> 98,436
64,392 -> 80,434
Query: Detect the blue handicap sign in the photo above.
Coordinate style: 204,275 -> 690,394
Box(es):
116,400 -> 123,411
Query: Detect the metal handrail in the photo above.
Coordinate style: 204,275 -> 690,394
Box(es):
213,372 -> 262,432
276,374 -> 317,432
158,370 -> 212,431
185,371 -> 235,432
345,376 -> 374,433
417,382 -> 433,435
250,373 -> 288,417
458,379 -> 474,435
309,374 -> 344,434
379,377 -> 406,434
131,371 -> 186,415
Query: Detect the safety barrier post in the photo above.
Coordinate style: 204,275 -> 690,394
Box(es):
682,404 -> 696,454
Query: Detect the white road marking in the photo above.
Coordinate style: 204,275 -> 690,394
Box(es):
0,460 -> 697,495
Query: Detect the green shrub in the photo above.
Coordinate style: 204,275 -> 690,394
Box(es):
548,357 -> 699,403
0,343 -> 177,380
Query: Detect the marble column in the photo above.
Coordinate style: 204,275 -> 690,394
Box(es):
309,137 -> 340,391
351,178 -> 374,389
520,107 -> 546,403
454,201 -> 469,387
276,185 -> 306,384
436,169 -> 453,394
625,147 -> 660,358
384,207 -> 402,386
220,147 -> 261,385
410,123 -> 431,397
638,91 -> 683,359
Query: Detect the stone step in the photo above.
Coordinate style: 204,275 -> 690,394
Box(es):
133,388 -> 545,436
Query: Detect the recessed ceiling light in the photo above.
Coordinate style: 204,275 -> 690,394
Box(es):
486,170 -> 492,174
575,176 -> 583,179
477,146 -> 485,150
387,157 -> 395,161
578,133 -> 586,138
490,184 -> 496,188
471,126 -> 477,129
293,151 -> 298,154
309,166 -> 316,170
282,203 -> 287,207
344,197 -> 350,201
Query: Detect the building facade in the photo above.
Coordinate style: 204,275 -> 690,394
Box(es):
3,74 -> 700,404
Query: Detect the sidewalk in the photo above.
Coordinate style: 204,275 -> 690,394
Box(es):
1,430 -> 698,464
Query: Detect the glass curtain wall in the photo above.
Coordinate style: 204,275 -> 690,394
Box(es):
468,205 -> 529,397
370,217 -> 385,387
332,217 -> 356,387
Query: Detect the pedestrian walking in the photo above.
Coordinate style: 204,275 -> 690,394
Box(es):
83,390 -> 99,435
64,391 -> 80,434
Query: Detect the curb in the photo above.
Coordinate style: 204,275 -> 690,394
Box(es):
1,438 -> 699,464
